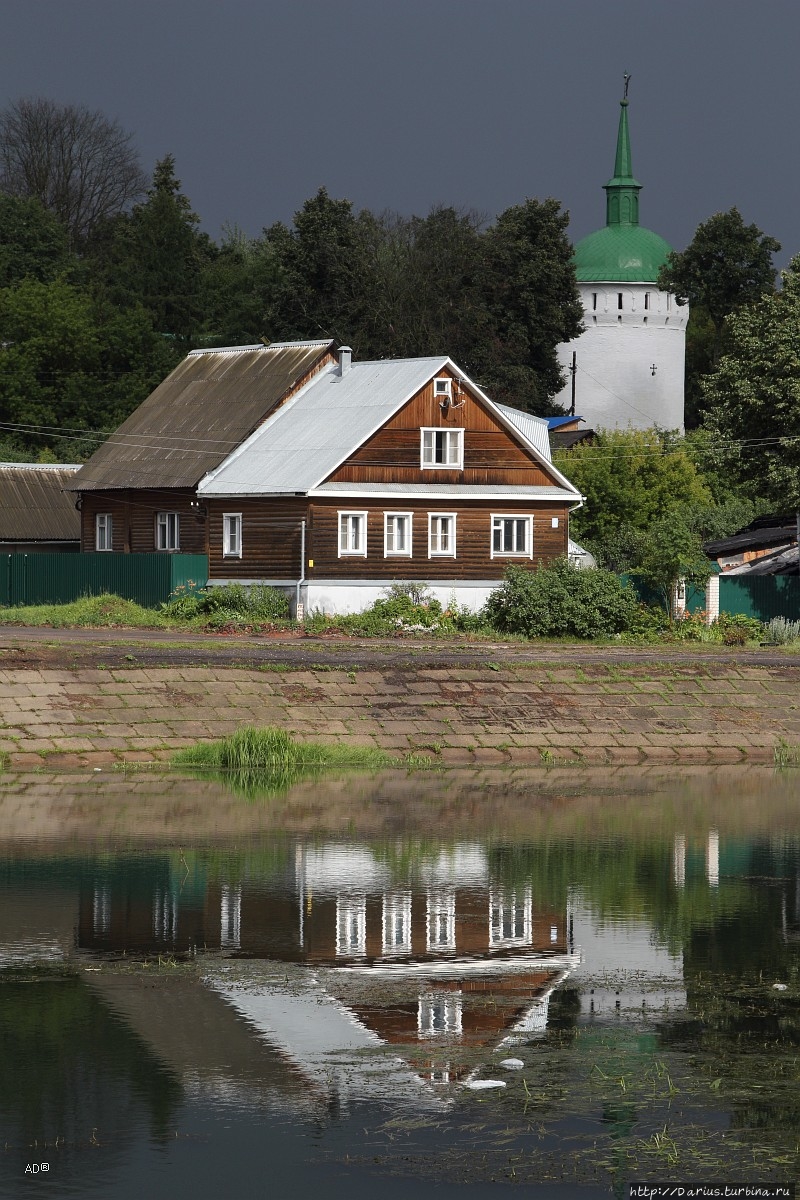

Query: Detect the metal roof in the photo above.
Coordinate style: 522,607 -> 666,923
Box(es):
495,404 -> 552,461
200,357 -> 449,496
70,341 -> 335,491
200,356 -> 581,499
0,463 -> 81,541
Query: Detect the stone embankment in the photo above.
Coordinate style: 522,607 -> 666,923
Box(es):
0,629 -> 797,768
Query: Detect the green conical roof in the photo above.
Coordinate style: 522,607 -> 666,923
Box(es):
573,87 -> 672,284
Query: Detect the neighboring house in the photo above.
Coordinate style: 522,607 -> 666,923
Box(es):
0,463 -> 81,553
546,415 -> 595,453
704,515 -> 799,577
70,340 -> 583,614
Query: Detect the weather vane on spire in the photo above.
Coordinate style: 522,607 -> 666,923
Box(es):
623,72 -> 631,100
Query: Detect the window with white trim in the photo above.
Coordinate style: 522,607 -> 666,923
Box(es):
418,992 -> 463,1038
338,511 -> 367,557
427,888 -> 456,952
384,512 -> 412,557
428,513 -> 456,557
156,511 -> 180,551
421,427 -> 463,469
382,892 -> 412,956
489,887 -> 532,949
223,513 -> 242,558
95,513 -> 113,552
336,894 -> 367,957
220,883 -> 242,949
491,515 -> 532,558
433,376 -> 452,400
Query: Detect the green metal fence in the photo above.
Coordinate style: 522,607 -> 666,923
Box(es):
0,554 -> 208,609
718,575 -> 800,622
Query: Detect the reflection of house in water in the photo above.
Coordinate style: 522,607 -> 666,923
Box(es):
75,842 -> 577,1096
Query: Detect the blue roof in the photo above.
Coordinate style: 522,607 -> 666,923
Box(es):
546,415 -> 583,430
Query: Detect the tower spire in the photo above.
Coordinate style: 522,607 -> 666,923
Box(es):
604,73 -> 642,227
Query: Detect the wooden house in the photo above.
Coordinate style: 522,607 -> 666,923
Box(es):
70,341 -> 583,614
0,463 -> 81,552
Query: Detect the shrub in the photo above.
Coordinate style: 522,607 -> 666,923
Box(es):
484,559 -> 639,639
763,616 -> 800,645
715,612 -> 763,645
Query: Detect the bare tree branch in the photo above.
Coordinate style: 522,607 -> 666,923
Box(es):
0,97 -> 147,244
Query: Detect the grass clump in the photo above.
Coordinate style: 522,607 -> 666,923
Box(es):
172,725 -> 428,797
774,737 -> 800,767
0,593 -> 171,628
161,582 -> 290,626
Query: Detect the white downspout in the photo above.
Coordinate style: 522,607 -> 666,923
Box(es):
295,520 -> 306,620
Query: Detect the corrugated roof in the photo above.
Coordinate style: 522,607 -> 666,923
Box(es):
495,404 -> 552,461
0,464 -> 81,541
70,341 -> 335,491
200,356 -> 581,499
200,357 -> 449,496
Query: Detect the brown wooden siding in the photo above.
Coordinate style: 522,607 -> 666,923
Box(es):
305,497 -> 569,581
80,489 -> 205,554
207,497 -> 308,579
327,370 -> 561,488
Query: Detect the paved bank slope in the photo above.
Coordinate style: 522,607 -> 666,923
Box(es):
0,635 -> 796,767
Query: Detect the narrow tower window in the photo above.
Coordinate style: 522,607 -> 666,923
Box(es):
617,293 -> 623,310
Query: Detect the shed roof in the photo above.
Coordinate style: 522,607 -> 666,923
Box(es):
70,341 -> 335,491
0,463 -> 81,541
200,357 -> 580,500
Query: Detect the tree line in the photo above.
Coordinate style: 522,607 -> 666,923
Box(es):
0,98 -> 584,460
2,96 -> 797,600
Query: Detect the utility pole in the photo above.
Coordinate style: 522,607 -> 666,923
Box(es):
569,351 -> 577,417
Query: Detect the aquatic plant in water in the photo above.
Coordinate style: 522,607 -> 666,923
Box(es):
172,725 -> 426,798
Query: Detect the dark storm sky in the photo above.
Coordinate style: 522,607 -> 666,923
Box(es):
1,0 -> 796,261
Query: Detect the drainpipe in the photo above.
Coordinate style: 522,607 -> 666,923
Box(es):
295,520 -> 306,620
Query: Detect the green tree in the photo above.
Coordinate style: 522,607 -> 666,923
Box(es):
658,208 -> 780,424
478,197 -> 583,412
634,513 -> 712,618
0,276 -> 176,454
553,428 -> 711,545
263,187 -> 371,343
0,195 -> 73,287
199,224 -> 281,345
702,254 -> 800,513
88,154 -> 214,345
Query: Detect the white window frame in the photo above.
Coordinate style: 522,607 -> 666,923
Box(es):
418,992 -> 463,1038
428,512 -> 457,558
489,887 -> 533,949
382,892 -> 412,956
491,514 -> 533,559
421,427 -> 463,470
223,513 -> 242,558
95,513 -> 113,552
384,511 -> 413,557
336,894 -> 367,957
426,888 -> 456,952
433,376 -> 452,400
338,510 -> 368,557
156,511 -> 180,552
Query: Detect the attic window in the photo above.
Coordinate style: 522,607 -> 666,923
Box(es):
434,377 -> 452,399
421,428 -> 463,470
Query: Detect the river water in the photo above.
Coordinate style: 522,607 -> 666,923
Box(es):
0,765 -> 798,1198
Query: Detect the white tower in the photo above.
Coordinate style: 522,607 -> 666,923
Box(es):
554,85 -> 687,430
